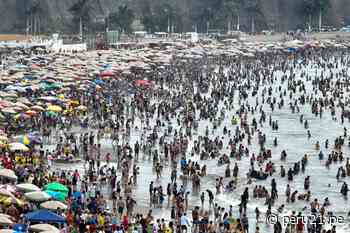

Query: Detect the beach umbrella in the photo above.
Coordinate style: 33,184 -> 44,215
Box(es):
40,200 -> 67,210
0,169 -> 17,180
24,191 -> 51,202
17,97 -> 31,106
44,191 -> 66,202
30,223 -> 60,232
24,210 -> 66,224
40,230 -> 59,233
135,79 -> 151,87
0,229 -> 16,233
25,110 -> 37,116
100,71 -> 114,77
0,216 -> 13,225
8,142 -> 29,152
68,100 -> 79,107
13,135 -> 31,145
0,214 -> 13,220
38,96 -> 57,102
16,183 -> 40,192
1,108 -> 17,114
12,224 -> 27,232
47,105 -> 62,113
13,102 -> 29,110
0,135 -> 8,142
31,105 -> 45,111
2,196 -> 24,206
0,100 -> 12,108
76,105 -> 87,111
0,185 -> 16,193
0,189 -> 15,198
44,182 -> 68,193
46,111 -> 58,117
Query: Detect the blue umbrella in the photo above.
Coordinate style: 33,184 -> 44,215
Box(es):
13,223 -> 27,232
94,79 -> 105,85
44,190 -> 66,201
287,47 -> 297,53
24,210 -> 66,223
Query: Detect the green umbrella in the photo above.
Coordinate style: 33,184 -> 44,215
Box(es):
44,182 -> 68,194
46,111 -> 58,117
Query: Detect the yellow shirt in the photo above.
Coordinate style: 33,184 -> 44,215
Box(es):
98,215 -> 105,226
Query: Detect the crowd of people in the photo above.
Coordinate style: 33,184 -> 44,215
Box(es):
0,42 -> 349,233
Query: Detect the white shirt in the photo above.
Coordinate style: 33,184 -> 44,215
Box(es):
180,215 -> 190,226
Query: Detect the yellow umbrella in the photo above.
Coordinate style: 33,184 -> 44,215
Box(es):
2,196 -> 24,206
69,100 -> 79,106
47,105 -> 62,112
22,136 -> 30,145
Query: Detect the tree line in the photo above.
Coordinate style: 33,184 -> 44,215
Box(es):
23,0 -> 333,35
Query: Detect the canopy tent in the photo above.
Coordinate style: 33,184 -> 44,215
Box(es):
24,210 -> 65,223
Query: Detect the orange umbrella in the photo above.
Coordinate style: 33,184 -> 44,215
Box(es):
25,110 -> 37,116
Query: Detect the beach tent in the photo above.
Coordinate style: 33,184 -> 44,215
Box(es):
24,210 -> 65,223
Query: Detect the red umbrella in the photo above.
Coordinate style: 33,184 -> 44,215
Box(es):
100,71 -> 115,77
135,79 -> 151,87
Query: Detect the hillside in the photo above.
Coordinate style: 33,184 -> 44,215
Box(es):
1,0 -> 349,34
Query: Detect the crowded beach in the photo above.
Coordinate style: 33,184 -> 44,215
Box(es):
0,37 -> 349,233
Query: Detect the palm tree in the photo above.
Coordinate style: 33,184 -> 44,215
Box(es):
222,0 -> 244,31
314,0 -> 331,31
244,0 -> 260,33
203,7 -> 214,34
69,0 -> 91,38
26,0 -> 43,35
300,0 -> 330,31
108,5 -> 135,34
300,0 -> 316,31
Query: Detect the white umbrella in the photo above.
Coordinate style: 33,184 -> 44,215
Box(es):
0,214 -> 13,220
0,168 -> 17,180
0,230 -> 16,233
24,191 -> 51,202
0,216 -> 13,225
16,183 -> 41,192
0,189 -> 15,198
40,200 -> 67,210
8,142 -> 29,152
30,223 -> 60,232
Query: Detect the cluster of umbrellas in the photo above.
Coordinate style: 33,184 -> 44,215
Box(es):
3,38 -> 347,128
0,180 -> 68,207
0,181 -> 68,231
